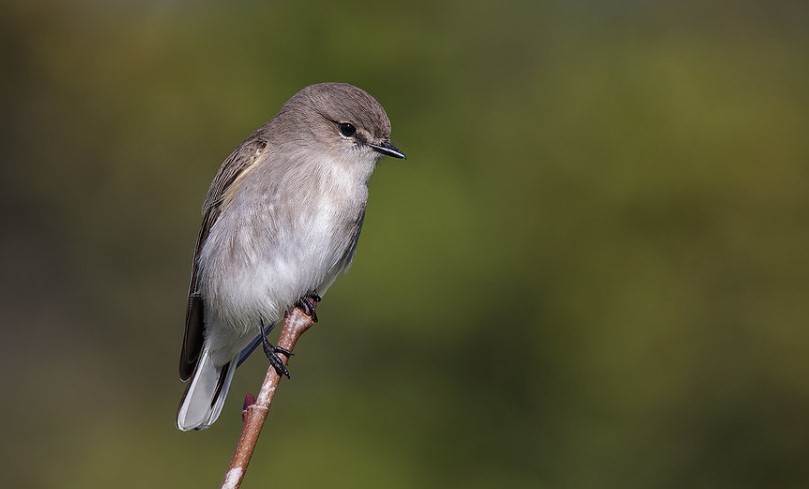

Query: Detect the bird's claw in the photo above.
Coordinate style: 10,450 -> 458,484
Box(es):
260,320 -> 291,378
297,292 -> 321,322
266,347 -> 290,379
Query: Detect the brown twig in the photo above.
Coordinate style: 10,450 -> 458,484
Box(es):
220,307 -> 315,489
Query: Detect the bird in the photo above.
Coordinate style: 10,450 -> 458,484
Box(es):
176,82 -> 405,431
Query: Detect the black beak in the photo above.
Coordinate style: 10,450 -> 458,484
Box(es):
369,140 -> 406,159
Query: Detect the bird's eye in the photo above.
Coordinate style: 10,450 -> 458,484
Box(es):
339,123 -> 356,138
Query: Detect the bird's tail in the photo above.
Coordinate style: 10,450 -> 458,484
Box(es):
176,345 -> 237,431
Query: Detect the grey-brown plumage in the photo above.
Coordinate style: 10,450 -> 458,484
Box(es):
177,83 -> 404,431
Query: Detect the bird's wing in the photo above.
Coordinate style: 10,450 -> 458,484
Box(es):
340,205 -> 366,269
179,134 -> 268,381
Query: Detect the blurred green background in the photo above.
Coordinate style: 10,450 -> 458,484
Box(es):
2,1 -> 808,488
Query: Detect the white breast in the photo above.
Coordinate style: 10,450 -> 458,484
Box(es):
200,153 -> 373,348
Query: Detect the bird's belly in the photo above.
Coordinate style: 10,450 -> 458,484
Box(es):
202,214 -> 348,335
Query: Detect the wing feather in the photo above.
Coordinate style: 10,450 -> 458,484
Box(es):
179,135 -> 268,380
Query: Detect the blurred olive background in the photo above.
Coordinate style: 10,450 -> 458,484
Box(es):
2,1 -> 808,488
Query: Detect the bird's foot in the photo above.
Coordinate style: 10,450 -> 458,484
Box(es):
296,292 -> 321,322
260,320 -> 292,379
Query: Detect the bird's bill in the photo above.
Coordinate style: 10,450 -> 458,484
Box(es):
369,140 -> 406,159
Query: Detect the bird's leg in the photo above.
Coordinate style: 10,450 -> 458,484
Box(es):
260,319 -> 292,379
296,292 -> 321,322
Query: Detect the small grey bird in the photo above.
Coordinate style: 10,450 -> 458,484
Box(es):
177,83 -> 405,431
